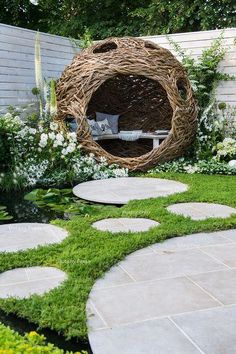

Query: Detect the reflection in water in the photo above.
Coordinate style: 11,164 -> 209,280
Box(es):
0,191 -> 66,224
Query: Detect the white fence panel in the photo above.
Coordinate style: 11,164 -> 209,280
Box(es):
0,24 -> 235,112
0,23 -> 78,112
140,28 -> 236,106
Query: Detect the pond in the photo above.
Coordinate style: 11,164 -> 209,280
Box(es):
0,190 -> 92,353
0,190 -> 66,224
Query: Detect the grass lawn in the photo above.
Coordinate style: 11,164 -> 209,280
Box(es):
0,172 -> 236,340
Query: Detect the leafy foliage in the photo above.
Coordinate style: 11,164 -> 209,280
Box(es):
24,188 -> 117,216
0,0 -> 235,39
132,0 -> 236,36
169,34 -> 235,159
0,322 -> 86,353
0,206 -> 13,221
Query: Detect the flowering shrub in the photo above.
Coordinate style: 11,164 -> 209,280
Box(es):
0,323 -> 86,353
169,35 -> 235,160
0,112 -> 23,171
214,138 -> 236,161
0,112 -> 128,190
148,158 -> 236,176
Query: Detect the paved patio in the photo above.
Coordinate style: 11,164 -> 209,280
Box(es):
87,229 -> 236,354
73,177 -> 188,204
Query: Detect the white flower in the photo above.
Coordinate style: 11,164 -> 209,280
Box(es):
228,160 -> 236,168
50,122 -> 59,131
56,133 -> 64,142
4,112 -> 12,119
224,138 -> 235,144
66,143 -> 76,154
49,132 -> 56,140
29,128 -> 37,135
30,0 -> 38,5
61,148 -> 68,156
39,133 -> 48,148
184,165 -> 199,174
67,132 -> 77,143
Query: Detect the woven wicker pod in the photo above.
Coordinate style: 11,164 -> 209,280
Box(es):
56,37 -> 198,171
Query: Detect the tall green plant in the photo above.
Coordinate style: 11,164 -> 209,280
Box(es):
33,32 -> 58,121
50,79 -> 57,117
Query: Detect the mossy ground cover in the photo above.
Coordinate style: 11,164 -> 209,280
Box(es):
0,173 -> 235,341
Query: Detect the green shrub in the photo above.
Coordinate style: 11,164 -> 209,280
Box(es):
0,322 -> 86,353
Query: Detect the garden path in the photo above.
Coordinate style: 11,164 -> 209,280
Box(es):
87,229 -> 236,354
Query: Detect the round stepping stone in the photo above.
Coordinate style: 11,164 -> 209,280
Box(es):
73,177 -> 188,204
0,266 -> 67,299
167,202 -> 236,220
0,223 -> 68,253
93,218 -> 160,233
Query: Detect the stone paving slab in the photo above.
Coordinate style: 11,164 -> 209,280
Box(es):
73,177 -> 188,204
0,266 -> 67,298
92,265 -> 134,290
151,229 -> 235,251
87,229 -> 236,354
88,317 -> 201,354
89,277 -> 219,327
120,248 -> 226,281
167,202 -> 236,220
0,223 -> 68,252
173,305 -> 236,354
92,218 -> 160,233
190,269 -> 236,305
200,243 -> 236,268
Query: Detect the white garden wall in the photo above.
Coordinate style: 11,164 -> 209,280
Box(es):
0,23 -> 235,113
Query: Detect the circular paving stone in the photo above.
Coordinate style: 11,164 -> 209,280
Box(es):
0,266 -> 67,299
73,177 -> 188,204
167,202 -> 236,220
0,223 -> 68,253
93,218 -> 160,233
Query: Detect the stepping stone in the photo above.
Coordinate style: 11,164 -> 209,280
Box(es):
73,177 -> 188,204
92,218 -> 159,233
0,223 -> 68,253
0,266 -> 67,299
167,202 -> 236,220
87,229 -> 236,354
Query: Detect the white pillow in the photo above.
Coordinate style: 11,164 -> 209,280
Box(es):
97,119 -> 113,135
88,119 -> 102,136
88,118 -> 112,135
96,112 -> 119,134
